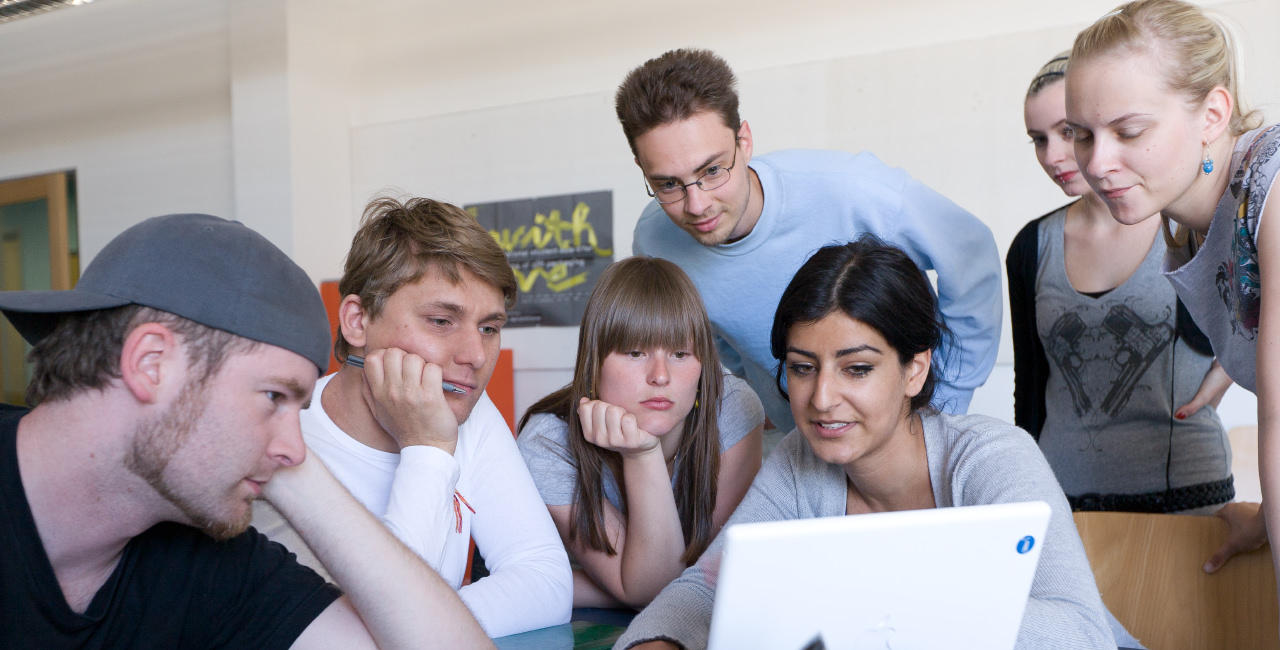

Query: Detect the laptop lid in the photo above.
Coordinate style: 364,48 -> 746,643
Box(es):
707,500 -> 1052,650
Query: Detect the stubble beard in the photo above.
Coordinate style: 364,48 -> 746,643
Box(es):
125,379 -> 251,541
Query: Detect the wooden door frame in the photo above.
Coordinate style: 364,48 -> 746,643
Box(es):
0,171 -> 72,290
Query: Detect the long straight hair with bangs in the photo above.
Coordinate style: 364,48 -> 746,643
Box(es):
518,256 -> 723,565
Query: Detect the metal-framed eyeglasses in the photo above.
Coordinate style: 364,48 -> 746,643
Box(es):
644,145 -> 738,205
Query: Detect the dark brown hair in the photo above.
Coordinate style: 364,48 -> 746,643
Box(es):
26,305 -> 258,406
615,48 -> 742,157
770,235 -> 952,414
519,257 -> 722,565
336,196 -> 516,362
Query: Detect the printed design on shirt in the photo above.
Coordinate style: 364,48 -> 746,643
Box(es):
1218,127 -> 1279,341
1045,303 -> 1173,448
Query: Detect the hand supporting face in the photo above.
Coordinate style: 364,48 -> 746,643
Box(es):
361,347 -> 460,455
577,397 -> 662,460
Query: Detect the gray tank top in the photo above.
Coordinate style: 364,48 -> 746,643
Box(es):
1165,124 -> 1280,393
1035,208 -> 1230,498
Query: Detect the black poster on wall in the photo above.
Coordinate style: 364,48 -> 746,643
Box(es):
467,190 -> 613,327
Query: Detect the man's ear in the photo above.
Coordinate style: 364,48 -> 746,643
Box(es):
339,294 -> 368,350
738,119 -> 754,162
119,322 -> 180,404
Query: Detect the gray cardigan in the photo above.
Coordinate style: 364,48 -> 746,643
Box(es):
614,411 -> 1116,650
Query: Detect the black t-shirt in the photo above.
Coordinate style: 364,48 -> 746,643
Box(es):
0,404 -> 342,648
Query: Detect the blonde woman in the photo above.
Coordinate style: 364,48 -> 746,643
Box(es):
1066,0 -> 1275,573
1009,50 -> 1233,515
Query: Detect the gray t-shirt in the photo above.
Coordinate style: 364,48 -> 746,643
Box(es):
518,373 -> 764,510
1165,124 -> 1280,393
613,412 -> 1118,650
1035,207 -> 1230,497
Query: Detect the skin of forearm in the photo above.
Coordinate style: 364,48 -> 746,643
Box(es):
1258,373 -> 1279,595
266,453 -> 492,649
616,449 -> 688,606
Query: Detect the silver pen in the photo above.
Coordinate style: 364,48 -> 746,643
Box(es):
345,354 -> 468,394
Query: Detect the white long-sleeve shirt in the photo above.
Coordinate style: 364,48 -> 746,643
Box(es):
253,374 -> 572,638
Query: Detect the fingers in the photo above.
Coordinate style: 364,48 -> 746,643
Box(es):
359,348 -> 459,451
1179,362 -> 1234,418
578,397 -> 628,445
577,397 -> 659,457
363,348 -> 439,403
1203,540 -> 1236,573
1203,502 -> 1267,573
1175,394 -> 1208,420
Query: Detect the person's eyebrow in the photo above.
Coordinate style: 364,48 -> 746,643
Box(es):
1108,112 -> 1151,126
834,344 -> 881,357
785,344 -> 882,359
1028,118 -> 1069,136
271,377 -> 310,402
649,151 -> 728,181
1067,113 -> 1151,132
423,300 -> 466,316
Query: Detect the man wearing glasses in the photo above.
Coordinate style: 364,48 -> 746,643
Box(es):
616,48 -> 1002,432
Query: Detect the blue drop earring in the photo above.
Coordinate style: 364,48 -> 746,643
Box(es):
1202,146 -> 1214,175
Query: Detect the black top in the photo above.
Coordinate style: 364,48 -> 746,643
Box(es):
1005,207 -> 1212,439
0,404 -> 341,649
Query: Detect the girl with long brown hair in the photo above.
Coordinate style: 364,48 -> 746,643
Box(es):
518,256 -> 763,608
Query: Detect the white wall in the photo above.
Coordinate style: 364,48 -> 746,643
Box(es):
0,0 -> 234,262
2,0 -> 1276,425
345,0 -> 1279,421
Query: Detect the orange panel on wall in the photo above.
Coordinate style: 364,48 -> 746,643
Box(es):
320,280 -> 341,375
490,349 -> 516,436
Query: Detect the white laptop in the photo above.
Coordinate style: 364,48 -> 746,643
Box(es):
707,501 -> 1052,650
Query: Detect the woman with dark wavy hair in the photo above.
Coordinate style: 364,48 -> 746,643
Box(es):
616,236 -> 1124,650
518,256 -> 763,608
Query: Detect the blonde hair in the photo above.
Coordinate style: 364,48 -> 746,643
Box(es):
1074,0 -> 1264,249
1027,51 -> 1070,99
1072,0 -> 1262,137
336,196 -> 516,362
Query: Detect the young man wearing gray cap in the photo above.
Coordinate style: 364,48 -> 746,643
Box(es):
615,49 -> 1002,432
0,214 -> 491,649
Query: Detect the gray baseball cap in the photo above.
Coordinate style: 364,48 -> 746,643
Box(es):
0,213 -> 331,375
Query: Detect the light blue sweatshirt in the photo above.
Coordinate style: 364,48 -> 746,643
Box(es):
634,149 -> 1002,430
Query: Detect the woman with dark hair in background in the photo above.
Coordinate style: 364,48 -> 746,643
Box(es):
518,256 -> 763,609
616,236 -> 1120,650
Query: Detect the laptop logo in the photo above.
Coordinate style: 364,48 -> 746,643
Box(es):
1017,536 -> 1035,554
854,615 -> 897,649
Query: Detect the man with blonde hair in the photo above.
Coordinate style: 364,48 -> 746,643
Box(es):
254,196 -> 572,638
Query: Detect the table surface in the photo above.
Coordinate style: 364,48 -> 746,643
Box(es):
494,608 -> 635,650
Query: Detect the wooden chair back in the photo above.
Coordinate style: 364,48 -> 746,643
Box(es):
1073,511 -> 1278,650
